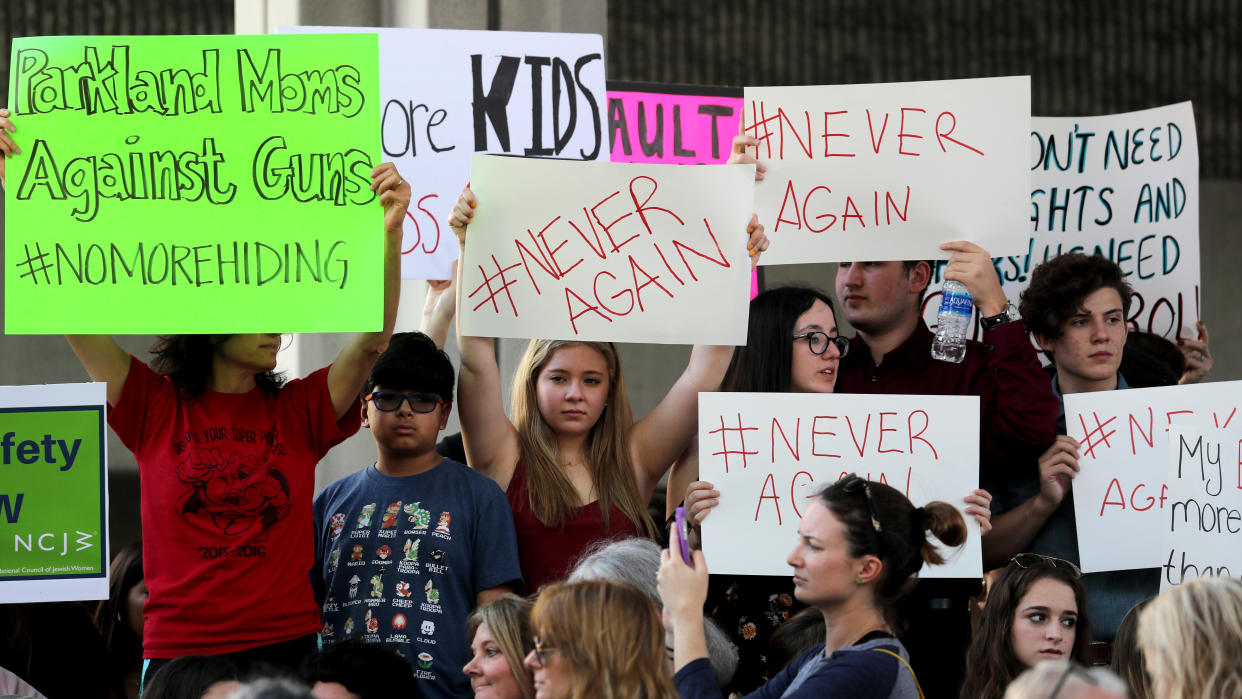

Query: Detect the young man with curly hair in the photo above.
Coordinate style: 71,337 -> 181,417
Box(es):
989,252 -> 1157,651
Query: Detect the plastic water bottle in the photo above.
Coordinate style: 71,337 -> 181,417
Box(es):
932,280 -> 972,363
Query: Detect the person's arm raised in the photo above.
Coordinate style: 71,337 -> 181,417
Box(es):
419,262 -> 457,350
630,217 -> 768,500
64,335 -> 131,406
326,163 -> 410,420
451,186 -> 521,489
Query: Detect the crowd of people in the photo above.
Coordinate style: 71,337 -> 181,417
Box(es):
0,102 -> 1232,699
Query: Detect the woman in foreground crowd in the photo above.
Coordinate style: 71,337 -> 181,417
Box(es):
661,475 -> 966,697
1138,577 -> 1242,699
525,579 -> 677,699
960,554 -> 1090,699
449,186 -> 768,590
464,594 -> 536,699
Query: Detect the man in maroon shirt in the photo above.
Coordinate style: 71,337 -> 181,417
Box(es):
833,244 -> 1060,474
832,243 -> 1060,697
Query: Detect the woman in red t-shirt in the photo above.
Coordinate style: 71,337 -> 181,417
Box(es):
445,185 -> 769,591
0,118 -> 411,684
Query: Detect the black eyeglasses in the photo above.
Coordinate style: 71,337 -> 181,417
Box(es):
532,636 -> 558,665
1010,553 -> 1082,579
792,331 -> 850,358
839,473 -> 882,534
364,390 -> 445,414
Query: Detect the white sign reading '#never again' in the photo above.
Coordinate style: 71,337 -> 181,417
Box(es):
282,26 -> 609,280
1065,381 -> 1242,573
459,156 -> 756,345
745,76 -> 1030,265
698,392 -> 982,578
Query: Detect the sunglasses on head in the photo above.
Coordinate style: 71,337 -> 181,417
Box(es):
1010,553 -> 1082,579
838,473 -> 883,535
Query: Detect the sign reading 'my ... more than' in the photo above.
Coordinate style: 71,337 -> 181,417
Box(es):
744,76 -> 1030,265
5,34 -> 382,334
458,155 -> 755,345
1160,425 -> 1242,591
923,102 -> 1200,340
697,392 -> 982,578
0,383 -> 108,603
1065,381 -> 1242,575
284,27 -> 608,280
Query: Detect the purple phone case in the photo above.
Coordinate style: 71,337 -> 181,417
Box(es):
674,506 -> 691,564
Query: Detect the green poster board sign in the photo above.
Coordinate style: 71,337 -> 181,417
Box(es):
0,388 -> 107,600
4,33 -> 382,333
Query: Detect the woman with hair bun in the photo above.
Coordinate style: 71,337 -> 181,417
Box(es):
660,475 -> 966,698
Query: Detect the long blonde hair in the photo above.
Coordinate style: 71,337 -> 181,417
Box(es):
466,594 -> 534,699
531,580 -> 677,699
1138,577 -> 1242,699
510,340 -> 655,537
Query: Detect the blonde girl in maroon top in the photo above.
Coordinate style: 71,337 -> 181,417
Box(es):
447,185 -> 768,591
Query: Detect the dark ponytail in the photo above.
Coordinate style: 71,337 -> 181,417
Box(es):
819,477 -> 967,615
916,501 -> 968,566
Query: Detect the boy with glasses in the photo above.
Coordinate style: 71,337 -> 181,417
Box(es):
312,332 -> 522,698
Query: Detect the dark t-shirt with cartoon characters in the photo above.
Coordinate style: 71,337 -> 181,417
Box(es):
312,460 -> 522,699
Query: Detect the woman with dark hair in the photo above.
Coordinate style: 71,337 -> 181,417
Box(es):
668,285 -> 992,694
142,656 -> 241,699
660,475 -> 967,697
44,162 -> 410,685
960,555 -> 1091,699
94,541 -> 146,698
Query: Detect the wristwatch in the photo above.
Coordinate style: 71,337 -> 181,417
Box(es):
979,301 -> 1019,331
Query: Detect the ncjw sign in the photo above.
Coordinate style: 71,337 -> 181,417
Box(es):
0,383 -> 109,603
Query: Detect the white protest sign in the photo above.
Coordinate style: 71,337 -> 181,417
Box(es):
282,26 -> 608,280
1065,381 -> 1242,573
0,383 -> 109,603
1160,425 -> 1242,591
459,156 -> 755,344
743,76 -> 1030,264
697,392 -> 981,577
923,102 -> 1200,340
